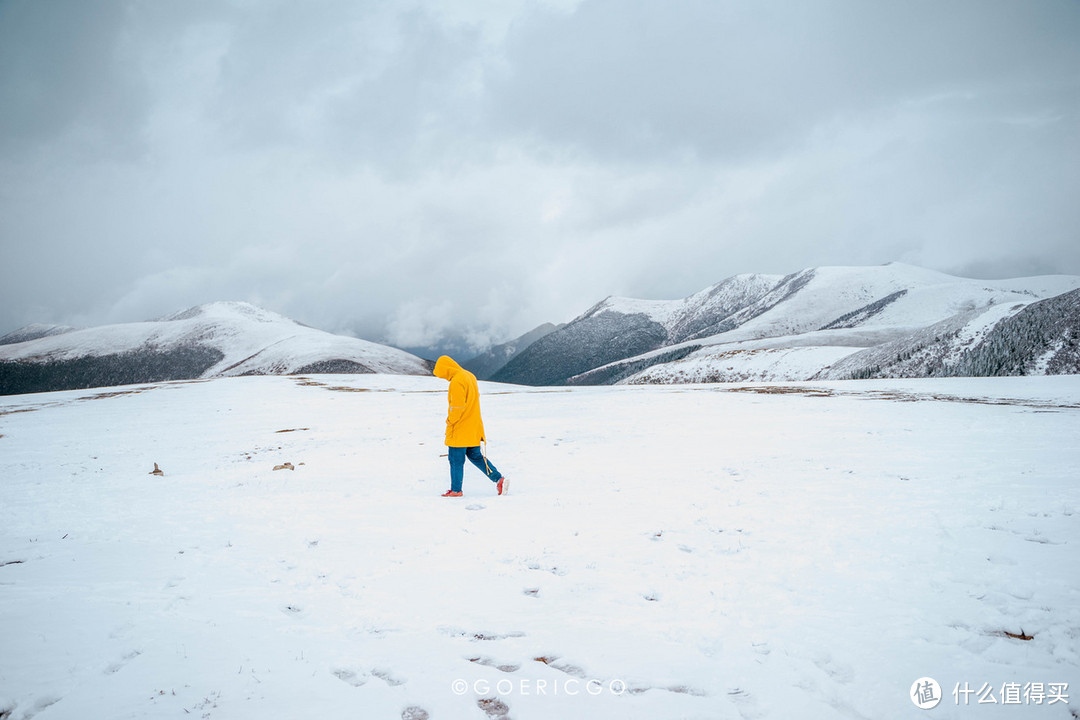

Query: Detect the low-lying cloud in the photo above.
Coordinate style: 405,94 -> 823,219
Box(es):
1,0 -> 1077,355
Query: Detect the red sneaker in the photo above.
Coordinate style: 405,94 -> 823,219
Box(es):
497,477 -> 508,496
441,490 -> 463,497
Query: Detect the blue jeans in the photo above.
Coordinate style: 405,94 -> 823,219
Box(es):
448,446 -> 502,492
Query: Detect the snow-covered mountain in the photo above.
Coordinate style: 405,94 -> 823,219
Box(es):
492,263 -> 1080,386
463,322 -> 564,380
0,302 -> 432,396
0,323 -> 79,346
947,287 -> 1080,376
816,287 -> 1080,381
491,273 -> 781,385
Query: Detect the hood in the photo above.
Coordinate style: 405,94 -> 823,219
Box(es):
433,355 -> 462,381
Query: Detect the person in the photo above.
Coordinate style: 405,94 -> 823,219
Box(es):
432,355 -> 508,497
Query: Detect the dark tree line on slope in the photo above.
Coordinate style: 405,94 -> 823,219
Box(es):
848,289 -> 1080,380
941,289 -> 1080,377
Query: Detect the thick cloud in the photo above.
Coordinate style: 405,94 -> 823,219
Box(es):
0,0 -> 149,158
1,0 -> 1077,355
491,0 -> 1079,161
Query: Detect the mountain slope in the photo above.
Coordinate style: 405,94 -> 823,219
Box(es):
626,281 -> 1080,385
492,273 -> 781,385
463,322 -> 564,380
815,302 -> 1026,381
549,264 -> 1080,386
0,323 -> 79,346
944,287 -> 1080,376
699,262 -> 1065,344
0,302 -> 431,395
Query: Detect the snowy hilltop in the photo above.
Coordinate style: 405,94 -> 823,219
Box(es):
484,263 -> 1080,385
0,302 -> 432,395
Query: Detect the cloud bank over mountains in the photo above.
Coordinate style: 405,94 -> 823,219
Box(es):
1,0 -> 1077,353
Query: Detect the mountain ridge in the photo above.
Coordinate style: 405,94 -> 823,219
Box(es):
0,301 -> 431,396
491,272 -> 782,385
463,322 -> 564,380
493,263 -> 1080,386
5,263 -> 1078,395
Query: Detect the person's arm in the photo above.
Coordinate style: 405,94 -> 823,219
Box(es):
446,378 -> 467,428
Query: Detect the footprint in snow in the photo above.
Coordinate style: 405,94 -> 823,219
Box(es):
811,651 -> 854,684
626,683 -> 708,697
526,562 -> 567,576
466,503 -> 486,511
726,688 -> 767,719
104,650 -> 142,675
372,668 -> 406,686
472,631 -> 526,641
439,626 -> 527,642
401,707 -> 429,720
665,685 -> 707,696
470,656 -> 521,673
20,695 -> 62,717
477,697 -> 511,720
332,668 -> 367,687
534,655 -> 586,679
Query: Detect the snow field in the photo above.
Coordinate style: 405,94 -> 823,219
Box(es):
1,374 -> 1078,719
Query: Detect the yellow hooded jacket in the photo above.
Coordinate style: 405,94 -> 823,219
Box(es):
433,355 -> 486,447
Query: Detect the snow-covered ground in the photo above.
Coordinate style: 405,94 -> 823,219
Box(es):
1,374 -> 1078,719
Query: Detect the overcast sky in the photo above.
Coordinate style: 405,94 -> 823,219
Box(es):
1,0 -> 1078,355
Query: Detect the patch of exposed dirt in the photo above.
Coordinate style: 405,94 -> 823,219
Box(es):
720,384 -> 1080,410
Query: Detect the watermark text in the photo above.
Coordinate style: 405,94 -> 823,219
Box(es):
451,678 -> 626,697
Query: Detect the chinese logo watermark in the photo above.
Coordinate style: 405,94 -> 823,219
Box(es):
911,678 -> 1069,709
911,677 -> 942,709
953,681 -> 1069,706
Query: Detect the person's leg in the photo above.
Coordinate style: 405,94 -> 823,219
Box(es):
465,445 -> 502,483
448,447 -> 466,492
